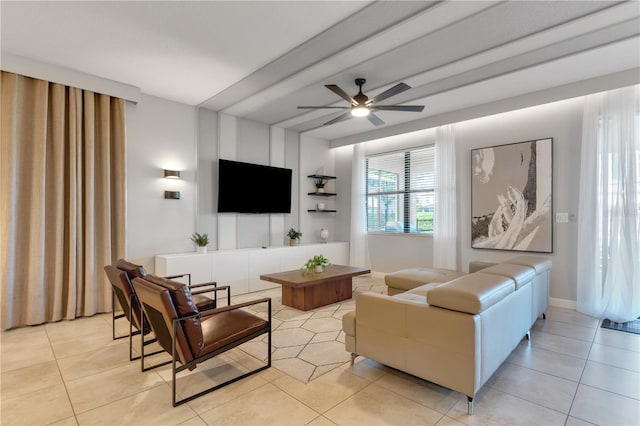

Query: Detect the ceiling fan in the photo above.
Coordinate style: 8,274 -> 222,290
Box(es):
297,78 -> 424,127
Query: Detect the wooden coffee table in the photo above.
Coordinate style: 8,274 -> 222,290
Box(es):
260,264 -> 370,311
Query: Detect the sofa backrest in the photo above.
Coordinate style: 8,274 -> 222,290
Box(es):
427,273 -> 515,314
478,263 -> 535,290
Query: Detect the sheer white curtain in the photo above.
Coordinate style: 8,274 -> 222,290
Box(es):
433,124 -> 458,270
577,85 -> 640,322
350,142 -> 371,268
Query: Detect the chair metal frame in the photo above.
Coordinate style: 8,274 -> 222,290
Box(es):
108,275 -> 165,363
173,299 -> 271,406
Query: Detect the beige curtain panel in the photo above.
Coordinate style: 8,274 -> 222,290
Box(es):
1,71 -> 125,329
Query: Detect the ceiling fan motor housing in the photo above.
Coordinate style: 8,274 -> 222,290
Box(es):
353,78 -> 369,106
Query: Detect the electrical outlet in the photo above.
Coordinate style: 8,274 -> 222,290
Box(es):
556,212 -> 569,223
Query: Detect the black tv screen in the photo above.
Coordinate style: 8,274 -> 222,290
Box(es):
217,159 -> 292,214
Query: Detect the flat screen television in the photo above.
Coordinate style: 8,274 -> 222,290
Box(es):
217,159 -> 292,214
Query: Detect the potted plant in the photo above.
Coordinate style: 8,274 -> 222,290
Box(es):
191,232 -> 209,254
287,228 -> 302,246
301,254 -> 330,275
314,178 -> 326,193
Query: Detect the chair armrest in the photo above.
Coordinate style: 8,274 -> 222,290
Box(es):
189,281 -> 217,289
202,297 -> 271,316
164,273 -> 191,285
191,285 -> 229,296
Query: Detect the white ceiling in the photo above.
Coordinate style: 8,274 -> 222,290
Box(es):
2,1 -> 639,144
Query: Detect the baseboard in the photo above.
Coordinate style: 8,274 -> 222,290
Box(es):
370,271 -> 385,279
549,297 -> 577,310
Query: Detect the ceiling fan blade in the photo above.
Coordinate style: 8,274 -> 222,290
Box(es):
297,106 -> 350,109
367,112 -> 385,127
325,85 -> 357,105
323,111 -> 353,126
367,82 -> 411,105
372,105 -> 425,112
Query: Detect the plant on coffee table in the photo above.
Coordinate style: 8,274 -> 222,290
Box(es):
301,254 -> 330,275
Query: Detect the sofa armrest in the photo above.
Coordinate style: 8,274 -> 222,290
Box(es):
342,310 -> 356,337
342,310 -> 356,353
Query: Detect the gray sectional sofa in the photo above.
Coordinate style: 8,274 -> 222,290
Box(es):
342,256 -> 551,414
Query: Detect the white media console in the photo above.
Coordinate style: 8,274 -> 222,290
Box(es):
155,242 -> 349,296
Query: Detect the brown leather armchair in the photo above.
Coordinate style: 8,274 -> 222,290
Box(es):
104,259 -> 230,368
132,274 -> 271,406
104,264 -> 155,362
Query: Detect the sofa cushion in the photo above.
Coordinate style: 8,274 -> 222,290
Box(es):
385,268 -> 465,292
393,293 -> 426,303
468,261 -> 496,273
478,264 -> 535,289
406,281 -> 447,297
506,256 -> 552,274
426,273 -> 515,314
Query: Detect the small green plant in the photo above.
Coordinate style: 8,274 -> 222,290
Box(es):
287,228 -> 302,241
314,178 -> 325,189
190,232 -> 209,247
301,254 -> 331,275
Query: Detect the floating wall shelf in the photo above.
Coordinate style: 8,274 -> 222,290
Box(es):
307,174 -> 337,212
307,192 -> 337,196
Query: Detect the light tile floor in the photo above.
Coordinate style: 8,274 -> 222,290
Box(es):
1,276 -> 639,426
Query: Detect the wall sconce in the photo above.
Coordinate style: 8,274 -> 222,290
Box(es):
163,169 -> 181,199
164,169 -> 181,179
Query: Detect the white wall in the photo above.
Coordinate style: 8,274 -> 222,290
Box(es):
358,96 -> 585,303
284,129 -> 301,235
236,118 -> 271,248
197,108 -> 218,249
202,113 -> 301,250
125,94 -> 198,272
456,97 -> 583,302
124,91 -> 584,303
299,134 -> 338,245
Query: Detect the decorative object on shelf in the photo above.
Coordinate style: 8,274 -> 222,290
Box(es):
164,169 -> 181,199
314,178 -> 326,193
319,228 -> 329,243
287,228 -> 302,246
471,138 -> 553,253
190,232 -> 209,254
316,203 -> 325,211
301,254 -> 330,275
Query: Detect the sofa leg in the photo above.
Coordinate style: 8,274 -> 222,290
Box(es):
543,312 -> 546,320
350,353 -> 357,367
525,330 -> 531,341
467,396 -> 474,415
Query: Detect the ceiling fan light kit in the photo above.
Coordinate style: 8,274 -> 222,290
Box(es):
351,106 -> 370,117
298,78 -> 425,127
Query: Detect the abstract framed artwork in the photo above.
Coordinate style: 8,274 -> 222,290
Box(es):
471,138 -> 553,253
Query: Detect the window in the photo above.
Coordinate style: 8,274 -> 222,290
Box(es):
366,146 -> 435,233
